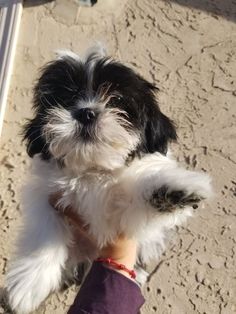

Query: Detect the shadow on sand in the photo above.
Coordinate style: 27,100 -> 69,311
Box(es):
23,0 -> 236,22
23,0 -> 54,7
169,0 -> 236,22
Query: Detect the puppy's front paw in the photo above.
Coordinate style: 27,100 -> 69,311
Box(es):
150,185 -> 203,212
148,169 -> 212,212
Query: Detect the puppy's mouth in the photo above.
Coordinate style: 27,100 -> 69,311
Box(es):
78,125 -> 97,142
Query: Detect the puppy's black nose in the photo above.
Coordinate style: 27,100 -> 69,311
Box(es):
72,108 -> 96,124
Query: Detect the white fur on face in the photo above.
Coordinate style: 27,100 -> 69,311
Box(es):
43,105 -> 140,171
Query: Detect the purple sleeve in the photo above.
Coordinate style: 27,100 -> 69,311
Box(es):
68,262 -> 145,314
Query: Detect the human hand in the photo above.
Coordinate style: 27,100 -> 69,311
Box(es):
49,193 -> 137,279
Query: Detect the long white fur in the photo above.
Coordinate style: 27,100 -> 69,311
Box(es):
6,152 -> 212,313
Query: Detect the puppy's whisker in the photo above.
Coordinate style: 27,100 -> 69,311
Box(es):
25,125 -> 45,139
27,133 -> 46,146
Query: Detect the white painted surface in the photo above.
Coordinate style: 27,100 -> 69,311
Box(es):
0,0 -> 22,136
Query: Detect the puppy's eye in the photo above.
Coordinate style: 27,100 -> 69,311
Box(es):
107,95 -> 124,108
113,95 -> 124,105
115,96 -> 123,102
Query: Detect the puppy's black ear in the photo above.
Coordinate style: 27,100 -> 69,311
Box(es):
22,118 -> 50,159
144,108 -> 177,155
139,83 -> 177,155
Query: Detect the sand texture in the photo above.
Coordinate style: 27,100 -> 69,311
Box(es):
0,0 -> 236,313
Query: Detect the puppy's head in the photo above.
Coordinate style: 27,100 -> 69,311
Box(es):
23,44 -> 177,171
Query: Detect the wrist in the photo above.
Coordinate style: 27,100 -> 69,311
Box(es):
96,258 -> 136,280
99,237 -> 137,269
105,266 -> 135,279
97,236 -> 137,279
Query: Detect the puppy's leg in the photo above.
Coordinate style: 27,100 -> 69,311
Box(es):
6,196 -> 70,314
120,154 -> 212,213
147,168 -> 212,212
61,261 -> 90,289
134,265 -> 149,286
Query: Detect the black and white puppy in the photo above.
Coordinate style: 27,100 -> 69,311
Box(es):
6,45 -> 212,313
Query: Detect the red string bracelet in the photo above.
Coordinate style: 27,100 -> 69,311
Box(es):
96,257 -> 136,279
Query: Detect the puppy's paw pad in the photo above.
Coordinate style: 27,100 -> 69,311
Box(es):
168,190 -> 185,204
150,185 -> 169,210
150,186 -> 204,212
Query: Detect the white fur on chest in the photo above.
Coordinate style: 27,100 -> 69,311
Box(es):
29,154 -> 194,251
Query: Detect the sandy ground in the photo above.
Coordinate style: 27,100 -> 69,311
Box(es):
0,0 -> 236,313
